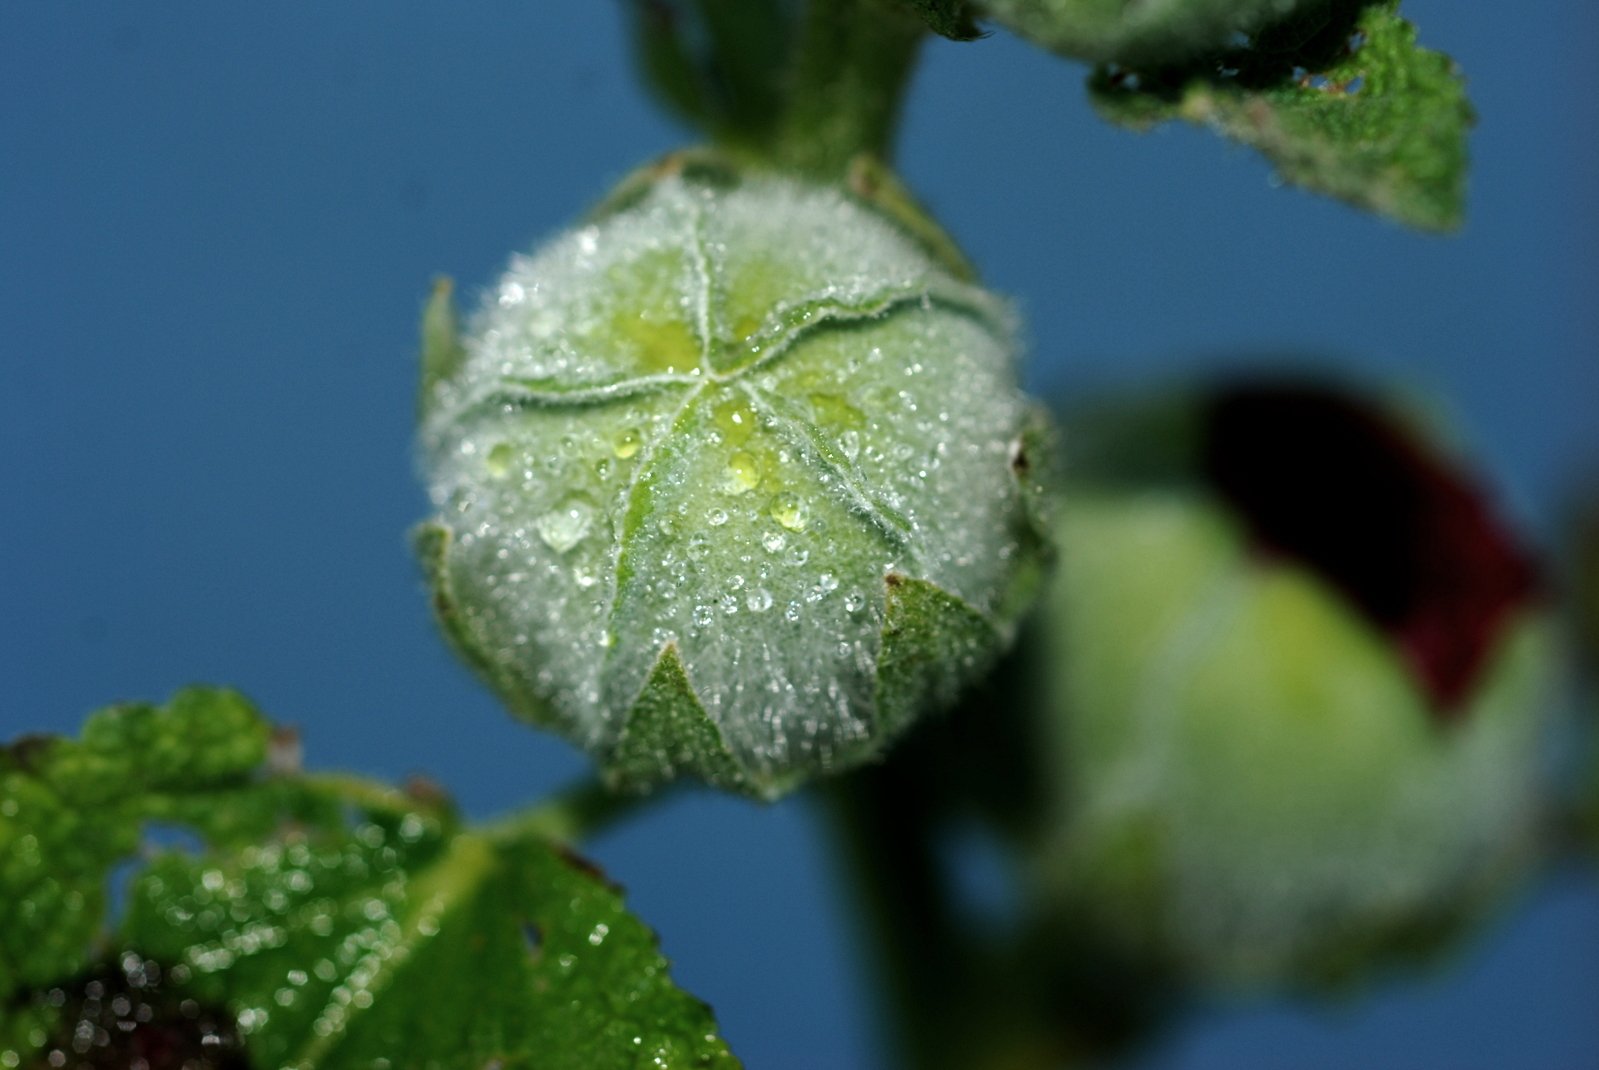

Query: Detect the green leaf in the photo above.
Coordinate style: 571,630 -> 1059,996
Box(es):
2,691 -> 739,1069
980,0 -> 1326,66
0,688 -> 272,1004
623,0 -> 798,145
1089,2 -> 1474,231
892,0 -> 983,41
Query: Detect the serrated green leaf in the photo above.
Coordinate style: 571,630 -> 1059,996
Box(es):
1088,2 -> 1473,230
0,688 -> 271,1003
2,692 -> 739,1069
119,826 -> 737,1070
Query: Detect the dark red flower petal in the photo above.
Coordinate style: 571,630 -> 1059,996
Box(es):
1201,383 -> 1538,719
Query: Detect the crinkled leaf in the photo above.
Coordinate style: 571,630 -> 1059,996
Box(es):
1089,2 -> 1473,231
2,690 -> 739,1069
0,688 -> 274,1005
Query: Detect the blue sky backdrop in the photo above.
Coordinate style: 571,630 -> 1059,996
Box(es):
3,3 -> 1596,1067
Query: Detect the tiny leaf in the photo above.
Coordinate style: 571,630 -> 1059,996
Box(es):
1089,2 -> 1474,231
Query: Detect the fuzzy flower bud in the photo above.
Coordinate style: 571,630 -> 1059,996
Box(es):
417,157 -> 1051,798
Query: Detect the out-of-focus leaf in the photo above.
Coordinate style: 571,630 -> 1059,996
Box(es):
625,0 -> 797,144
893,0 -> 984,40
2,690 -> 739,1069
980,0 -> 1326,67
1090,1 -> 1473,231
1576,488 -> 1599,674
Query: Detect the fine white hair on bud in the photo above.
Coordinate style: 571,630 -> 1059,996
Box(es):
417,160 -> 1053,798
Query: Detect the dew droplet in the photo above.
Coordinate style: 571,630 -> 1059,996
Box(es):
724,450 -> 762,494
769,492 -> 807,531
839,429 -> 861,462
747,588 -> 773,612
485,442 -> 514,478
807,572 -> 840,603
535,495 -> 594,553
844,589 -> 866,613
761,530 -> 786,553
707,507 -> 729,527
612,427 -> 642,459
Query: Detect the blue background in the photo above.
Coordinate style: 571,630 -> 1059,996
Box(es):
3,3 -> 1596,1066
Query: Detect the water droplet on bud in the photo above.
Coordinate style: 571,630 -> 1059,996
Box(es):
536,495 -> 595,552
769,492 -> 807,531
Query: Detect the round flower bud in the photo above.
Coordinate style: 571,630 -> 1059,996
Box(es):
982,0 -> 1327,68
416,157 -> 1051,799
1032,381 -> 1553,986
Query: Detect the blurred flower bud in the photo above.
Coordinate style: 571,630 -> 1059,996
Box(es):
1034,380 -> 1553,985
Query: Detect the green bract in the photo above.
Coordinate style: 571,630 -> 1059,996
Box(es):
1032,385 -> 1553,985
981,0 -> 1326,67
418,159 -> 1050,799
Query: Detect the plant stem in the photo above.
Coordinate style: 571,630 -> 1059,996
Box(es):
484,777 -> 673,846
766,0 -> 926,177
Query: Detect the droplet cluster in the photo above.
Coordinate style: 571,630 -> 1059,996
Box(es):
420,169 -> 1045,791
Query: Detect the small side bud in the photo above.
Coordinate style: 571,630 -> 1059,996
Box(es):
1030,379 -> 1554,987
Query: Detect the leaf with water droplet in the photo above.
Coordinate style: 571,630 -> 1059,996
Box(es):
2,691 -> 740,1069
0,688 -> 273,1015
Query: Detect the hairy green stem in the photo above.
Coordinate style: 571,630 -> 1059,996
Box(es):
766,0 -> 926,177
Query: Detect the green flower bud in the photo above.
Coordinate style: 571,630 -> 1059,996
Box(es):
982,0 -> 1327,68
1034,382 -> 1553,986
417,157 -> 1051,799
